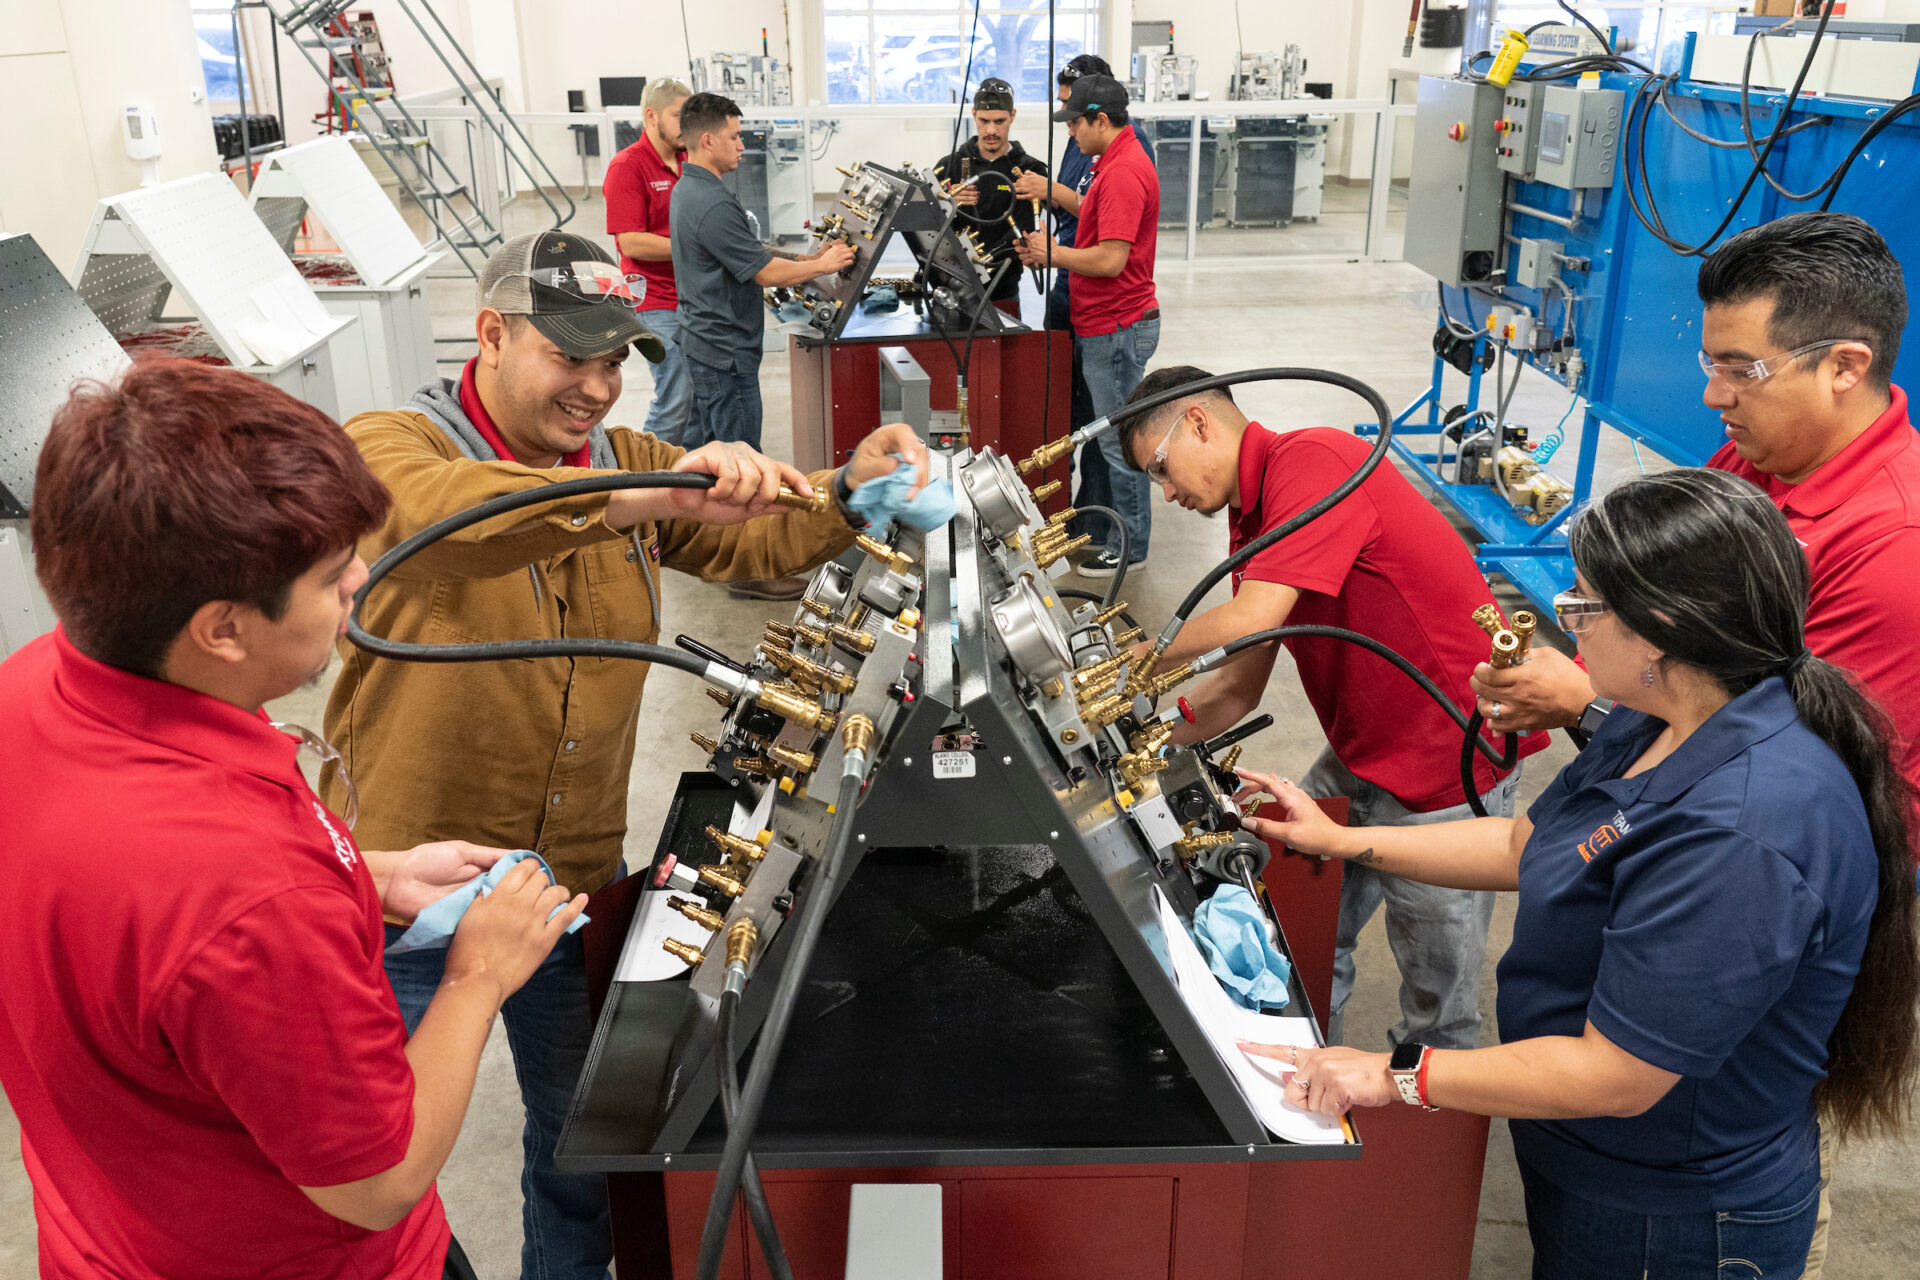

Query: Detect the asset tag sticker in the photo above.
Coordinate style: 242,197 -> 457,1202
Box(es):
932,751 -> 977,779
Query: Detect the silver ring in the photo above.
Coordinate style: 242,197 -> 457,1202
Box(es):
1489,701 -> 1503,721
1289,1046 -> 1299,1066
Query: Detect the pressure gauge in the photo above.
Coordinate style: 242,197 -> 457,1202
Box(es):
990,577 -> 1070,683
958,451 -> 1038,541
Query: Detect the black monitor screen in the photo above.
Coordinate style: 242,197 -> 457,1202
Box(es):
600,76 -> 648,107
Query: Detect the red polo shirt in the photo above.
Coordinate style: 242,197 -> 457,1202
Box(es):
1069,124 -> 1159,337
1710,385 -> 1920,817
603,134 -> 683,312
1230,423 -> 1550,811
0,630 -> 447,1279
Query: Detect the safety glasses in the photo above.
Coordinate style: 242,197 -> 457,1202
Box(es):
488,263 -> 648,309
1552,589 -> 1610,636
1696,339 -> 1867,385
272,719 -> 358,830
1146,417 -> 1190,484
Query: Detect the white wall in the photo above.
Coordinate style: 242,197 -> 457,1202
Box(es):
0,0 -> 218,271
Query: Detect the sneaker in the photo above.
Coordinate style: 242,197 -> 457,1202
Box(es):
1076,550 -> 1132,580
727,576 -> 809,601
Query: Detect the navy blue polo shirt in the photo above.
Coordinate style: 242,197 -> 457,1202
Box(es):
1498,677 -> 1877,1213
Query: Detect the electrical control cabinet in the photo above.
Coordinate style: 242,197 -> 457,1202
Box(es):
1533,86 -> 1624,189
1406,77 -> 1508,287
1496,84 -> 1543,179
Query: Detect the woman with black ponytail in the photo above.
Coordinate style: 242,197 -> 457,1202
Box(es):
1237,468 -> 1917,1279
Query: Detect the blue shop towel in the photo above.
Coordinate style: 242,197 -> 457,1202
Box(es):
846,453 -> 956,532
1192,885 -> 1292,1011
860,283 -> 899,313
385,850 -> 588,955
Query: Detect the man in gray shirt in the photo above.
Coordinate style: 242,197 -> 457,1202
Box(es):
671,92 -> 852,456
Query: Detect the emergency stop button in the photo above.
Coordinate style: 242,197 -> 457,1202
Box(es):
1447,121 -> 1468,142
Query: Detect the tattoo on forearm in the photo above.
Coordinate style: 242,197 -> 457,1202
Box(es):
1352,848 -> 1378,866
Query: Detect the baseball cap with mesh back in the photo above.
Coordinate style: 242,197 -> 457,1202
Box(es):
479,231 -> 665,363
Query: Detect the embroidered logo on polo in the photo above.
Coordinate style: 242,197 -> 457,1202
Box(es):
1577,809 -> 1633,863
311,800 -> 357,869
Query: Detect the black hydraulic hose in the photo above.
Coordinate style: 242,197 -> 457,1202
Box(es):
1211,624 -> 1518,818
696,770 -> 864,1280
1069,503 -> 1128,606
348,472 -> 725,671
716,989 -> 794,1280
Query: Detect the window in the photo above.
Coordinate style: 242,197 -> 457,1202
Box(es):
1489,3 -> 1740,74
193,9 -> 247,104
823,1 -> 1102,106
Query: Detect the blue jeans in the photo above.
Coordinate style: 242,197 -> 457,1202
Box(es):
384,919 -> 612,1280
1519,1153 -> 1820,1279
685,351 -> 763,451
1303,747 -> 1512,1051
639,308 -> 693,447
1075,317 -> 1160,563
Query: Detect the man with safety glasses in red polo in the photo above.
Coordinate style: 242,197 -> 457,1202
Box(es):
1472,213 -> 1920,820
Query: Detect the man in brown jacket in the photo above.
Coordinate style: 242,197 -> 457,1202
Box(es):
324,231 -> 924,1280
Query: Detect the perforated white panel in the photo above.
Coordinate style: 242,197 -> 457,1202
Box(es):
0,234 -> 129,515
254,137 -> 428,288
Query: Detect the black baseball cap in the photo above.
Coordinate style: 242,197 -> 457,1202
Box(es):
478,231 -> 665,363
973,77 -> 1014,112
1052,73 -> 1128,123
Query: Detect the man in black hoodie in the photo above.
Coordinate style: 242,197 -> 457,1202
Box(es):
933,78 -> 1049,305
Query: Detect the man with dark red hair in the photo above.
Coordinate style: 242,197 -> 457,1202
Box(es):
0,358 -> 586,1280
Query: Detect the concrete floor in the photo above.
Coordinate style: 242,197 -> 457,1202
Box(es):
2,197 -> 1915,1278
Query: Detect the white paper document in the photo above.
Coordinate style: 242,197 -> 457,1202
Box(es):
1154,888 -> 1349,1145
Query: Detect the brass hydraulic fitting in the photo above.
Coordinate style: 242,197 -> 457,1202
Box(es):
769,744 -> 818,774
1130,721 -> 1175,756
827,623 -> 876,655
726,918 -> 759,969
835,163 -> 861,178
1141,662 -> 1197,700
1175,831 -> 1234,861
768,648 -> 856,695
854,532 -> 914,575
696,865 -> 746,898
1072,654 -> 1129,699
1240,795 -> 1268,818
1511,610 -> 1538,660
766,620 -> 796,641
1219,744 -> 1244,776
841,711 -> 876,758
1047,506 -> 1078,527
800,595 -> 835,620
1118,751 -> 1171,788
792,621 -> 829,649
757,685 -> 837,733
690,732 -> 718,754
707,825 -> 768,864
706,686 -> 734,708
731,756 -> 776,779
1093,600 -> 1130,626
662,938 -> 705,966
1125,648 -> 1165,695
1040,676 -> 1065,699
1032,479 -> 1062,502
1036,534 -> 1092,569
1471,604 -> 1504,638
1016,436 -> 1075,476
1083,693 -> 1134,730
670,895 -> 726,932
772,486 -> 831,516
1488,630 -> 1522,669
1111,626 -> 1145,648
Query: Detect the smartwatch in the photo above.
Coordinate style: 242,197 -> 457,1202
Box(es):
1567,697 -> 1615,750
1389,1042 -> 1432,1108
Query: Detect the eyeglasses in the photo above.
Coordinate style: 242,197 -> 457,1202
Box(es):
487,264 -> 647,309
1146,417 -> 1190,484
1552,589 -> 1610,636
272,719 -> 358,830
1696,339 -> 1866,385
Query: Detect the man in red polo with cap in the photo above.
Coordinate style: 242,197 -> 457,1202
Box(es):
604,77 -> 694,445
